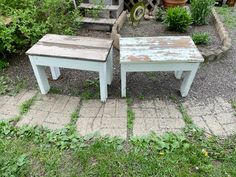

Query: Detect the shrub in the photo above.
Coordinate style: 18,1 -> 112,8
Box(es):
0,0 -> 82,53
164,7 -> 192,32
155,7 -> 166,22
190,0 -> 215,25
192,32 -> 211,45
0,59 -> 9,69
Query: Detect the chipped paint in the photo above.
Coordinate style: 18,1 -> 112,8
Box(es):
128,55 -> 151,62
120,36 -> 204,63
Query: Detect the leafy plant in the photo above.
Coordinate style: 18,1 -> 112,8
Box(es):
85,0 -> 105,19
192,32 -> 211,45
155,6 -> 166,22
164,7 -> 192,32
216,6 -> 236,29
190,0 -> 215,25
0,59 -> 9,69
0,76 -> 25,96
19,95 -> 37,115
0,0 -> 82,53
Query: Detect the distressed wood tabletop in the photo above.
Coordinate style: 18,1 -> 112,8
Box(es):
120,36 -> 204,63
26,34 -> 113,62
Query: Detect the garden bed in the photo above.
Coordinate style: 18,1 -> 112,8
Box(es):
120,16 -> 221,55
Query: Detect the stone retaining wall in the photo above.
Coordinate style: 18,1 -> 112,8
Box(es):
202,8 -> 232,61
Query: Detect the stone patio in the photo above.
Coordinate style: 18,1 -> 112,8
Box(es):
0,90 -> 236,138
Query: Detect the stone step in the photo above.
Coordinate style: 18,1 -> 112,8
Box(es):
79,3 -> 120,11
80,17 -> 116,25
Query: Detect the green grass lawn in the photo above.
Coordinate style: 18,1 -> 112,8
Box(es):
0,121 -> 235,177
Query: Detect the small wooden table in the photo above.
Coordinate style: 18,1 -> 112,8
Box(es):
120,36 -> 204,97
26,34 -> 113,102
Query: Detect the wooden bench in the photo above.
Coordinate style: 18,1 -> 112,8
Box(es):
120,36 -> 204,97
26,34 -> 113,102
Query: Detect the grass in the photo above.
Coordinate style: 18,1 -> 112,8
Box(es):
0,121 -> 236,176
72,79 -> 100,100
19,95 -> 37,115
179,104 -> 193,125
127,98 -> 135,131
216,5 -> 236,29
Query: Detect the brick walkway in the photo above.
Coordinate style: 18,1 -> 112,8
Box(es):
0,90 -> 235,138
17,94 -> 81,130
184,98 -> 236,137
0,90 -> 37,120
132,99 -> 185,136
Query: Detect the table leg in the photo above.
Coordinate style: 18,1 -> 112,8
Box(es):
121,65 -> 126,97
180,64 -> 199,97
99,63 -> 108,102
50,67 -> 61,80
175,71 -> 183,79
106,47 -> 113,85
30,58 -> 50,94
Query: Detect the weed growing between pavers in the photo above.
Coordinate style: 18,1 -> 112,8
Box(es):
72,78 -> 100,100
11,93 -> 38,123
127,98 -> 135,133
179,104 -> 193,125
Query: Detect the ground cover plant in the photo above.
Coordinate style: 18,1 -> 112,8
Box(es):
164,7 -> 192,32
0,118 -> 236,176
192,32 -> 211,45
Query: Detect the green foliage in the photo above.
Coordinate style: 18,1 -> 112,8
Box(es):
0,0 -> 81,53
0,59 -> 9,69
127,108 -> 135,130
81,79 -> 100,100
0,120 -> 236,176
0,76 -> 10,95
0,76 -> 25,96
155,6 -> 166,22
19,95 -> 37,115
231,99 -> 236,109
192,32 -> 211,45
216,6 -> 236,29
190,0 -> 215,25
164,7 -> 192,32
85,0 -> 105,19
179,104 -> 193,125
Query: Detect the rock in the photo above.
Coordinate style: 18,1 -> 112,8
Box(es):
144,15 -> 154,21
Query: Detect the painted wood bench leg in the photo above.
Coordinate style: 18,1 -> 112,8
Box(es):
121,65 -> 126,97
99,63 -> 108,102
50,67 -> 61,80
106,47 -> 113,85
30,58 -> 50,94
180,64 -> 199,97
175,71 -> 183,79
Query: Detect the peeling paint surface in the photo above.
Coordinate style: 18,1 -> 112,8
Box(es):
120,36 -> 204,63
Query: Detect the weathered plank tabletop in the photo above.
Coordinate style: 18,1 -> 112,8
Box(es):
119,36 -> 204,98
120,36 -> 204,63
26,34 -> 113,62
26,34 -> 114,102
